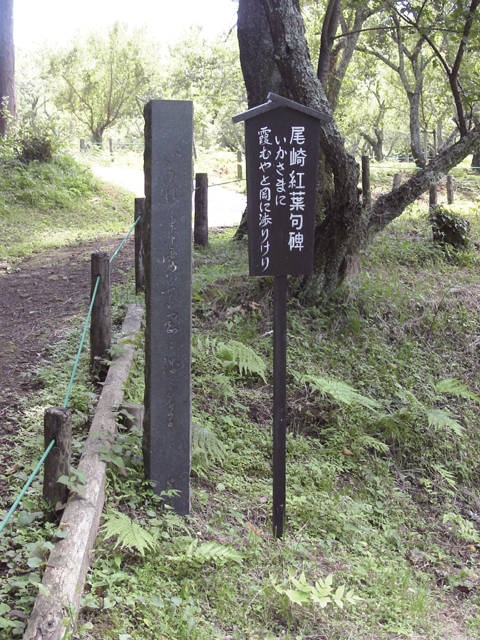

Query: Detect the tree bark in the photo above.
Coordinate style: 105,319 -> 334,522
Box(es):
236,0 -> 480,299
0,0 -> 16,136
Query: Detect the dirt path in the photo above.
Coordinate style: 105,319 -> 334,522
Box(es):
0,236 -> 135,503
92,165 -> 246,228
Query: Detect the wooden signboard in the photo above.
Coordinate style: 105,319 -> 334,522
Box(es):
234,94 -> 329,538
233,93 -> 328,277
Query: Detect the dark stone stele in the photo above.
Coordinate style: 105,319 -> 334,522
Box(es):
143,100 -> 193,515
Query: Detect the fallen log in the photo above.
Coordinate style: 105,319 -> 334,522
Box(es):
23,303 -> 144,640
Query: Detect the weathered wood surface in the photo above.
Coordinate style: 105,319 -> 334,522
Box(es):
23,303 -> 144,640
43,407 -> 72,516
134,197 -> 145,294
90,251 -> 111,373
194,172 -> 209,247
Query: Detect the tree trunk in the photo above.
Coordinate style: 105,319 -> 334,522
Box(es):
0,0 -> 16,136
408,89 -> 426,167
472,149 -> 480,173
236,0 -> 480,300
91,127 -> 104,146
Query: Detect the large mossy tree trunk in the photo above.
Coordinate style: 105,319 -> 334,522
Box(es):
0,0 -> 16,136
237,0 -> 480,300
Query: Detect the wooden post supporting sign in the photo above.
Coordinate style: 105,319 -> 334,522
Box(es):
143,100 -> 193,515
234,93 -> 329,537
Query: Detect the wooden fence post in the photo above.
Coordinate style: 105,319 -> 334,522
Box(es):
237,150 -> 243,180
361,155 -> 371,208
429,183 -> 438,208
393,173 -> 402,189
447,174 -> 454,204
90,252 -> 111,374
134,197 -> 145,293
194,173 -> 209,247
43,407 -> 72,516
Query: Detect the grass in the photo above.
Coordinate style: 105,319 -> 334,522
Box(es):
0,154 -> 133,261
1,151 -> 480,638
81,202 -> 480,637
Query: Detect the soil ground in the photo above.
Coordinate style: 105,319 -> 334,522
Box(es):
0,236 -> 135,503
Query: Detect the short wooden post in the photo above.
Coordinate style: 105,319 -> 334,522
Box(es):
393,173 -> 402,189
237,150 -> 243,180
90,252 -> 111,374
43,407 -> 72,515
134,197 -> 145,293
194,172 -> 209,247
119,402 -> 145,431
447,174 -> 454,204
429,183 -> 438,207
361,155 -> 371,208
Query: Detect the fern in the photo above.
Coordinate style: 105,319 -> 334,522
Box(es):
357,434 -> 390,455
102,509 -> 156,556
299,373 -> 380,411
427,408 -> 465,437
192,421 -> 227,475
442,512 -> 480,543
170,538 -> 243,566
435,378 -> 480,403
216,339 -> 267,382
430,463 -> 457,490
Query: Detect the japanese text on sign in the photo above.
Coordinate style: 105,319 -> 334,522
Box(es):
256,124 -> 309,272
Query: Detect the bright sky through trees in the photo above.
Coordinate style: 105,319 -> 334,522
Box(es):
14,0 -> 238,48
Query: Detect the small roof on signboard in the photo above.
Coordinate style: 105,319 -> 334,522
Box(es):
232,92 -> 331,124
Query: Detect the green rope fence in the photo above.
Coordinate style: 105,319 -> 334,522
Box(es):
63,274 -> 100,408
0,222 -> 139,535
0,440 -> 56,535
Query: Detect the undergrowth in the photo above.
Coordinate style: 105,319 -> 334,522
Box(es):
0,154 -> 132,261
1,163 -> 480,638
79,210 -> 480,639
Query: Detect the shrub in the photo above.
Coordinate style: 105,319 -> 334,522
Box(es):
429,205 -> 470,248
16,124 -> 59,163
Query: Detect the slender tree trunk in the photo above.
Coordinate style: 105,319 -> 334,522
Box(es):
472,149 -> 480,173
408,90 -> 426,167
0,0 -> 16,136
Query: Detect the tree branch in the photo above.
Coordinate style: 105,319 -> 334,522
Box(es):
368,125 -> 480,235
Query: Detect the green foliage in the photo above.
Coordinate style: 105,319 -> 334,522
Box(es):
191,421 -> 227,476
163,28 -> 246,151
102,509 -> 156,557
298,372 -> 381,411
435,378 -> 480,402
49,23 -> 155,144
57,468 -> 87,499
0,152 -> 131,260
429,206 -> 471,248
442,512 -> 480,544
271,569 -> 361,610
215,338 -> 268,382
16,122 -> 59,163
169,538 -> 243,567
